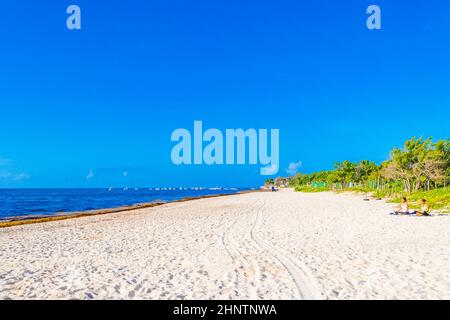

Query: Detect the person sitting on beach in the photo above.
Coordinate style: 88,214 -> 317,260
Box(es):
392,197 -> 410,215
417,199 -> 431,216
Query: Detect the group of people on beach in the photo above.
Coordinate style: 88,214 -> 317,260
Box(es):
391,198 -> 430,216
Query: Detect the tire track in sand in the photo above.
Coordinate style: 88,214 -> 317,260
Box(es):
250,198 -> 323,300
222,199 -> 261,298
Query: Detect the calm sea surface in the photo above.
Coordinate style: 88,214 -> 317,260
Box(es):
0,188 -> 251,220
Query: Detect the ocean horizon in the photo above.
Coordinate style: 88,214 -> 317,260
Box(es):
0,187 -> 254,221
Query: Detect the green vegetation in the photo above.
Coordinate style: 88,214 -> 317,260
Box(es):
285,137 -> 450,212
294,185 -> 329,192
390,187 -> 450,211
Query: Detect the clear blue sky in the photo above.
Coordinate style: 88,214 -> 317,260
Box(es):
1,0 -> 449,188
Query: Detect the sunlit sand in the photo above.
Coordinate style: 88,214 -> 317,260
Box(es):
1,190 -> 449,299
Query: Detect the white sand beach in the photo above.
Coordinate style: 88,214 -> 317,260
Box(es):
0,190 -> 449,300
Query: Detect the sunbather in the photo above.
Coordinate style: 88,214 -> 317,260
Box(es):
391,197 -> 410,215
417,199 -> 430,216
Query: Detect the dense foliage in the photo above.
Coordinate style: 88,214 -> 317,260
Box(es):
266,137 -> 450,210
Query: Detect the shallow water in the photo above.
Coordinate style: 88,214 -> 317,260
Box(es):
0,188 -> 250,220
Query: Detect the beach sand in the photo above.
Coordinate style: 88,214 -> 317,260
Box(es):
0,190 -> 449,300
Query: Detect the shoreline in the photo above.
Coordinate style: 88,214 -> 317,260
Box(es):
0,189 -> 260,229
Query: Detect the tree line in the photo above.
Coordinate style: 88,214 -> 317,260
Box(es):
267,137 -> 450,194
